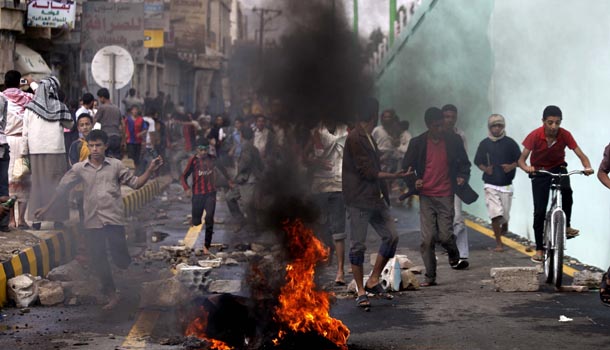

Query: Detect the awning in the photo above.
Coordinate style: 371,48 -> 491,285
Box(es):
14,43 -> 52,81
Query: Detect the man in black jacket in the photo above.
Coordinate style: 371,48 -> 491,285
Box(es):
402,107 -> 472,286
342,97 -> 407,308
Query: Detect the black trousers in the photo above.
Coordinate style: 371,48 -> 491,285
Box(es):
126,143 -> 142,167
192,192 -> 217,249
531,167 -> 573,251
85,225 -> 131,295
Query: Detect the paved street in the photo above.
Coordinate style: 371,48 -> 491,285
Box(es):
1,188 -> 609,350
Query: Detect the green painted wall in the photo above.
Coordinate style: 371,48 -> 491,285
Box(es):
376,0 -> 610,269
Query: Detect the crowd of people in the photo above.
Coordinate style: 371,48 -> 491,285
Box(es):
3,69 -> 610,309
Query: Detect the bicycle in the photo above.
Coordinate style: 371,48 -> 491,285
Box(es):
534,169 -> 586,288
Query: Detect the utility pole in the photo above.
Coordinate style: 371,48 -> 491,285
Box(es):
390,0 -> 397,45
353,0 -> 359,37
251,7 -> 281,59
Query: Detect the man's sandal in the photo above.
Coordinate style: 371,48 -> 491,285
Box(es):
364,283 -> 394,300
356,294 -> 370,308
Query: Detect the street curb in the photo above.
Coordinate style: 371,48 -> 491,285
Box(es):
0,176 -> 172,306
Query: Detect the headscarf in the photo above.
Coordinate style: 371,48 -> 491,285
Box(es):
487,114 -> 506,142
1,87 -> 34,109
24,76 -> 72,123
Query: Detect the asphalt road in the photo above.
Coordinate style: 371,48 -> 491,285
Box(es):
1,188 -> 609,350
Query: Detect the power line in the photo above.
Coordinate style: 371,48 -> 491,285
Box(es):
251,7 -> 282,57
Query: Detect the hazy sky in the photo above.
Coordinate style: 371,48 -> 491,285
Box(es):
239,0 -> 395,38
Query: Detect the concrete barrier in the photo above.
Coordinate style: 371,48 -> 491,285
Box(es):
0,176 -> 171,306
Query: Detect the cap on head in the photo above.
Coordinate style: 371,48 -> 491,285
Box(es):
488,114 -> 505,128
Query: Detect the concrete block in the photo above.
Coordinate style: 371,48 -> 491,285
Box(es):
176,264 -> 211,293
490,267 -> 539,292
380,258 -> 402,291
47,260 -> 88,282
558,285 -> 589,292
38,280 -> 64,306
208,280 -> 242,294
573,270 -> 603,289
400,270 -> 420,290
197,258 -> 222,268
250,243 -> 266,252
394,255 -> 415,269
8,274 -> 40,308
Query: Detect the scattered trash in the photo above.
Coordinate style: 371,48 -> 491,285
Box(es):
559,315 -> 573,322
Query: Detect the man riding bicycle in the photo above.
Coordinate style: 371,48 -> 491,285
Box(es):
517,105 -> 594,263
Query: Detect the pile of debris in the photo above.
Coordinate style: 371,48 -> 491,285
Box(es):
6,260 -> 104,308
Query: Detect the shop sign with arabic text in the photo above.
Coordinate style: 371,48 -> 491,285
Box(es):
27,0 -> 76,29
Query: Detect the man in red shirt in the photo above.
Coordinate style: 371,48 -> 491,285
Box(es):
181,140 -> 227,254
402,107 -> 473,286
518,105 -> 594,262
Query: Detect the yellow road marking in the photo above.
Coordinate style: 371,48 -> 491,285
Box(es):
120,310 -> 160,349
184,224 -> 203,249
465,219 -> 577,277
122,216 -> 203,348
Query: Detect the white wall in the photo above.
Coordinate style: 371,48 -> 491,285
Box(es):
489,0 -> 610,268
376,0 -> 610,269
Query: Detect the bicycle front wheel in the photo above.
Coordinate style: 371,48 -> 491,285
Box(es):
543,214 -> 554,284
552,212 -> 565,288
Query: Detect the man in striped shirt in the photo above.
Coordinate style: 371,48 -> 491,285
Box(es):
181,139 -> 223,254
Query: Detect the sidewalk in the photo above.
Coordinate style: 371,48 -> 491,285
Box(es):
0,176 -> 171,306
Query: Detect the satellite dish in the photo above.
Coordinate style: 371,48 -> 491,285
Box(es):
91,45 -> 134,90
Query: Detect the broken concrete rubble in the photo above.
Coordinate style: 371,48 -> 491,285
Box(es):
208,280 -> 242,294
160,245 -> 190,256
400,270 -> 420,290
490,267 -> 539,292
224,258 -> 239,266
250,243 -> 266,253
38,280 -> 64,306
198,258 -> 222,268
141,249 -> 171,261
176,264 -> 211,293
8,274 -> 40,308
47,260 -> 88,282
572,270 -> 603,289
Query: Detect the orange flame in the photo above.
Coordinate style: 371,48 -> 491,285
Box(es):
185,306 -> 234,350
273,219 -> 350,349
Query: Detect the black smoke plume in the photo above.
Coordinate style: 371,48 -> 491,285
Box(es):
260,0 -> 372,128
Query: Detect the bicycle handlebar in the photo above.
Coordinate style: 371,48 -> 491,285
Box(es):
532,169 -> 586,177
